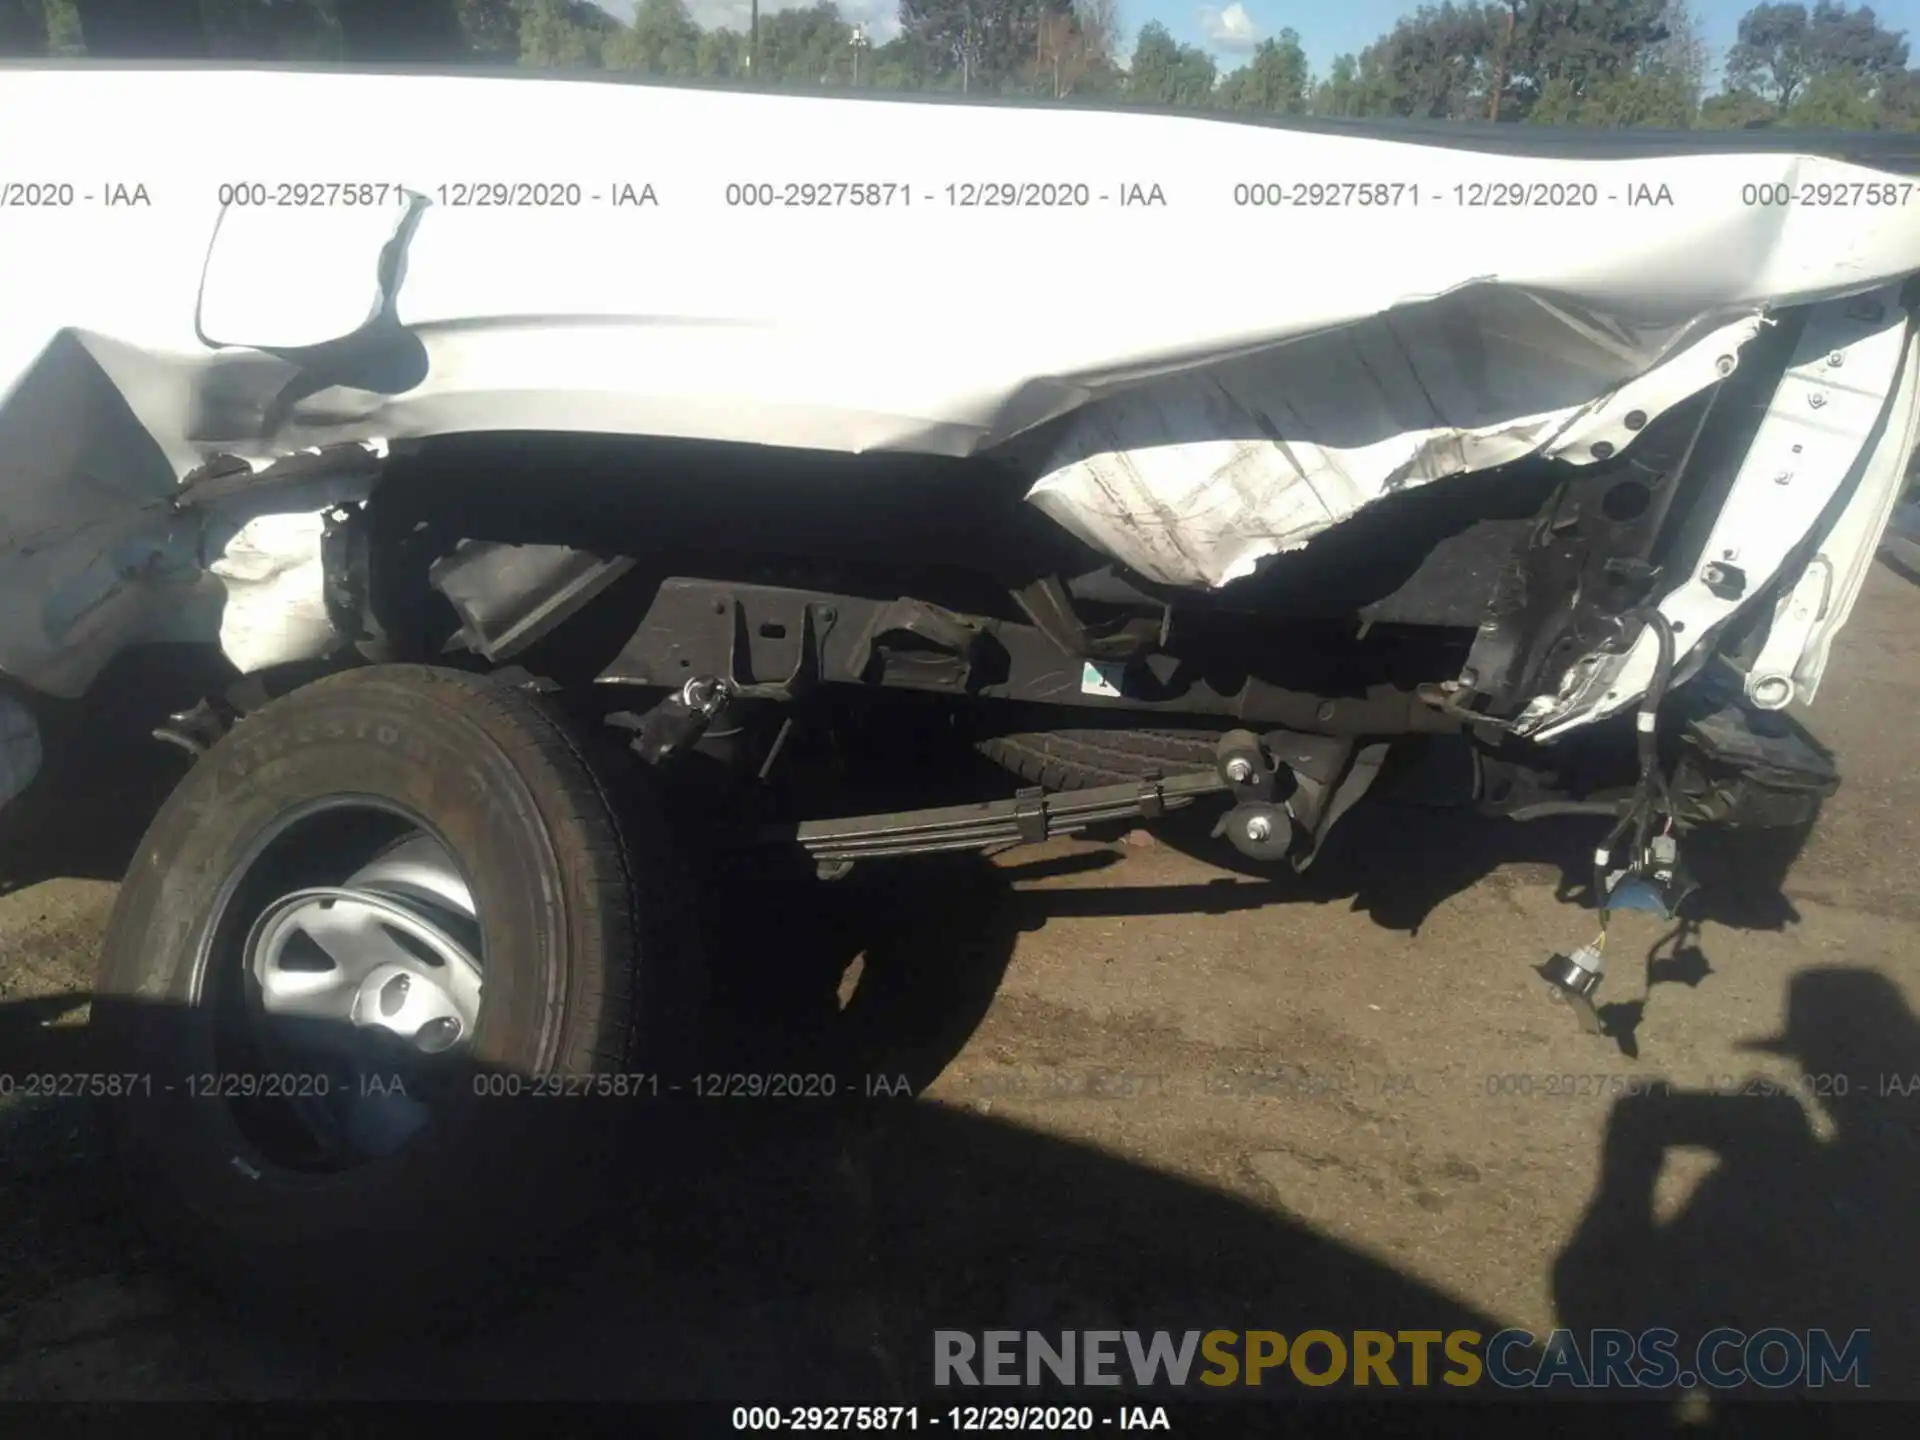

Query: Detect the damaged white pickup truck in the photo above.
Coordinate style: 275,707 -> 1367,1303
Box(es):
5,64 -> 1920,1316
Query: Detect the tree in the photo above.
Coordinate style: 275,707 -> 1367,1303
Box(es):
1699,87 -> 1780,126
200,0 -> 339,59
1656,0 -> 1711,107
334,0 -> 465,57
602,0 -> 699,73
694,25 -> 746,78
44,0 -> 81,50
1487,0 -> 1519,118
899,0 -> 1059,92
1494,0 -> 1674,121
1215,31 -> 1309,114
69,0 -> 481,58
1875,66 -> 1920,128
1512,1 -> 1702,126
1527,65 -> 1697,126
1033,0 -> 1118,99
458,0 -> 521,60
0,0 -> 47,53
753,3 -> 855,85
1727,2 -> 1908,110
1785,64 -> 1882,124
1125,20 -> 1216,108
869,33 -> 936,89
71,0 -> 207,55
1349,3 -> 1504,119
1310,54 -> 1352,113
1801,1 -> 1908,84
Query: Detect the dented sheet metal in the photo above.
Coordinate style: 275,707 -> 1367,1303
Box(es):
4,68 -> 1920,728
1526,287 -> 1920,739
1027,307 -> 1770,589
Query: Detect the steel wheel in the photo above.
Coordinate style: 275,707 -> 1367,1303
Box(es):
208,802 -> 489,1167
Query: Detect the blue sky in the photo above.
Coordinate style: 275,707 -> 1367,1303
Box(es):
599,1 -> 1920,82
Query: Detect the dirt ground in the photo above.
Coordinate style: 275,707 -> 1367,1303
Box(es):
2,568 -> 1918,1411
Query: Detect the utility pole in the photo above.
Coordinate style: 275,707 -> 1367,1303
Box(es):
750,0 -> 759,77
1489,0 -> 1518,120
851,23 -> 868,87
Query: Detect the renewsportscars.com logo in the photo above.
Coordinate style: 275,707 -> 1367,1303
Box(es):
932,1328 -> 1872,1391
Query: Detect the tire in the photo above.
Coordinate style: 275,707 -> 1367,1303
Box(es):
88,665 -> 696,1325
976,727 -> 1224,791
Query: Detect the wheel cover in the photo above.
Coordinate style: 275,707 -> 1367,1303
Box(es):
231,826 -> 485,1163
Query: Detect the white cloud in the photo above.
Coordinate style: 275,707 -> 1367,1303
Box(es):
592,0 -> 902,43
1197,2 -> 1261,53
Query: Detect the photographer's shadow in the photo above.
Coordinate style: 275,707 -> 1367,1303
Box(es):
2,854 -> 1518,1405
1554,968 -> 1920,1398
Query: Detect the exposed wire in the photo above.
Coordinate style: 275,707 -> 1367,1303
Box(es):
1592,609 -> 1679,912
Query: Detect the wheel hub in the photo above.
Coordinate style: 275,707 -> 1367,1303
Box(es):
244,834 -> 483,1056
236,831 -> 484,1159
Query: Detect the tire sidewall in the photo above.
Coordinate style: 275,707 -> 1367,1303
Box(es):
93,671 -> 619,1277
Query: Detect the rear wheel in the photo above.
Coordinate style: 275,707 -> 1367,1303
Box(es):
90,665 -> 697,1323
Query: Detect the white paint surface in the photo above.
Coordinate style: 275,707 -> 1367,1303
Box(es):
3,68 -> 1919,731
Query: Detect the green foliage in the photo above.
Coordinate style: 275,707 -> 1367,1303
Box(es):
1527,66 -> 1697,127
1699,86 -> 1780,127
0,0 -> 49,53
753,3 -> 857,85
519,0 -> 611,68
1126,20 -> 1216,108
1874,67 -> 1920,129
897,0 -> 1076,93
1349,3 -> 1505,119
1215,31 -> 1310,115
200,0 -> 338,58
600,0 -> 695,73
45,0 -> 81,50
1727,2 -> 1908,110
457,0 -> 519,60
1786,64 -> 1883,125
16,0 -> 1920,135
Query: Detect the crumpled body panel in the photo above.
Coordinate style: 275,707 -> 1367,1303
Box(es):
3,68 -> 1919,729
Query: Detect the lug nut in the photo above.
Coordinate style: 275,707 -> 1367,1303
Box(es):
1225,757 -> 1255,783
1809,392 -> 1827,409
378,972 -> 411,1018
1244,814 -> 1273,843
1715,355 -> 1736,376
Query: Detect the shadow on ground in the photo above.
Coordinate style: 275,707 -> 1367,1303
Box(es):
1145,796 -> 1810,940
0,688 -> 1878,1417
0,858 -> 1907,1416
1554,966 -> 1920,1401
1,862 -> 1520,1405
